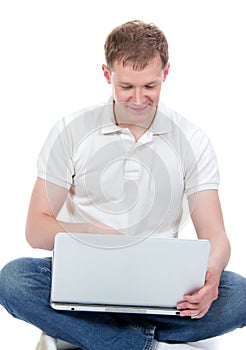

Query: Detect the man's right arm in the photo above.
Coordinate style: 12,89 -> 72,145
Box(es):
25,177 -> 118,251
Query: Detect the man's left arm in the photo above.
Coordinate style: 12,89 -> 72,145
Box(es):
177,189 -> 231,318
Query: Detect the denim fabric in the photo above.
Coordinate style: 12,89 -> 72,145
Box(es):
0,257 -> 245,350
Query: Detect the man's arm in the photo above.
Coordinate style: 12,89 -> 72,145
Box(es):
25,177 -> 118,251
177,189 -> 231,318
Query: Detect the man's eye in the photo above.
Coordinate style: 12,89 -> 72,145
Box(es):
145,85 -> 155,89
120,86 -> 132,90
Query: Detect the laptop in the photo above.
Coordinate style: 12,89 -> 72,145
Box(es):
50,233 -> 210,316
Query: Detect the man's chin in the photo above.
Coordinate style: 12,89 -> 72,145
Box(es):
114,102 -> 156,127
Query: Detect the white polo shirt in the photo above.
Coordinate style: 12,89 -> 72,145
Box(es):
37,101 -> 219,237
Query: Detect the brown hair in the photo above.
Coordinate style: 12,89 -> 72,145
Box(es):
104,20 -> 169,71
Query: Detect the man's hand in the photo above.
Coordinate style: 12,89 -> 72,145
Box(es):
176,270 -> 219,319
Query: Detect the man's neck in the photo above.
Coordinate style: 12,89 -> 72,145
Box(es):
113,102 -> 157,141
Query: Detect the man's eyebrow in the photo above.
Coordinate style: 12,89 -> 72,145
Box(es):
117,79 -> 161,86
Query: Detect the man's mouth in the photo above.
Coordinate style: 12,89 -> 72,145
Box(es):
127,103 -> 149,113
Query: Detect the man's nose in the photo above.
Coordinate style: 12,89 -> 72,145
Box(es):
132,88 -> 144,104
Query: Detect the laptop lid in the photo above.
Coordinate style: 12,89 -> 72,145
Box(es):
50,233 -> 210,315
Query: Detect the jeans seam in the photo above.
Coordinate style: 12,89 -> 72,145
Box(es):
126,323 -> 155,349
143,326 -> 156,350
39,266 -> 51,275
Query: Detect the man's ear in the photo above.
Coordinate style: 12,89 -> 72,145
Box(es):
102,64 -> 111,84
163,62 -> 170,81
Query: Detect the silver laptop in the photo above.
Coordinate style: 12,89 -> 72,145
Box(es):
50,233 -> 210,316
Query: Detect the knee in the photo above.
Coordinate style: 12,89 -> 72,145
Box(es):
1,257 -> 51,319
0,258 -> 35,305
221,270 -> 246,292
220,270 -> 246,325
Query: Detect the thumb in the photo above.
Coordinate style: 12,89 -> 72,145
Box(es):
205,270 -> 213,282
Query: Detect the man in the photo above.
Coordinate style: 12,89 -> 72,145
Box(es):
0,20 -> 245,350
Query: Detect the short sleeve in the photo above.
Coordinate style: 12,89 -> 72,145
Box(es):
184,128 -> 220,197
37,117 -> 75,189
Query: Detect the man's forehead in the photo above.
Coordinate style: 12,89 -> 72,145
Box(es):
110,59 -> 163,85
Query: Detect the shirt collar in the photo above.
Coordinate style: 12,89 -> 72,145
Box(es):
150,102 -> 173,135
101,100 -> 121,134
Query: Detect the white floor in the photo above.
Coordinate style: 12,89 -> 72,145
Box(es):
1,307 -> 245,349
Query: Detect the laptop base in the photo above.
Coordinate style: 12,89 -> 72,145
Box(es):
51,302 -> 181,316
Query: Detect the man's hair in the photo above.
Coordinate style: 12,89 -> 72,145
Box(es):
104,20 -> 169,71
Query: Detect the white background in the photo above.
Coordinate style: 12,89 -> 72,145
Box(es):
0,0 -> 245,348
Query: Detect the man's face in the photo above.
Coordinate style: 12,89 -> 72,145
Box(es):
102,55 -> 168,127
103,55 -> 165,108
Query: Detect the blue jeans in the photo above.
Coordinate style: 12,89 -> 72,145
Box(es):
0,257 -> 245,350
